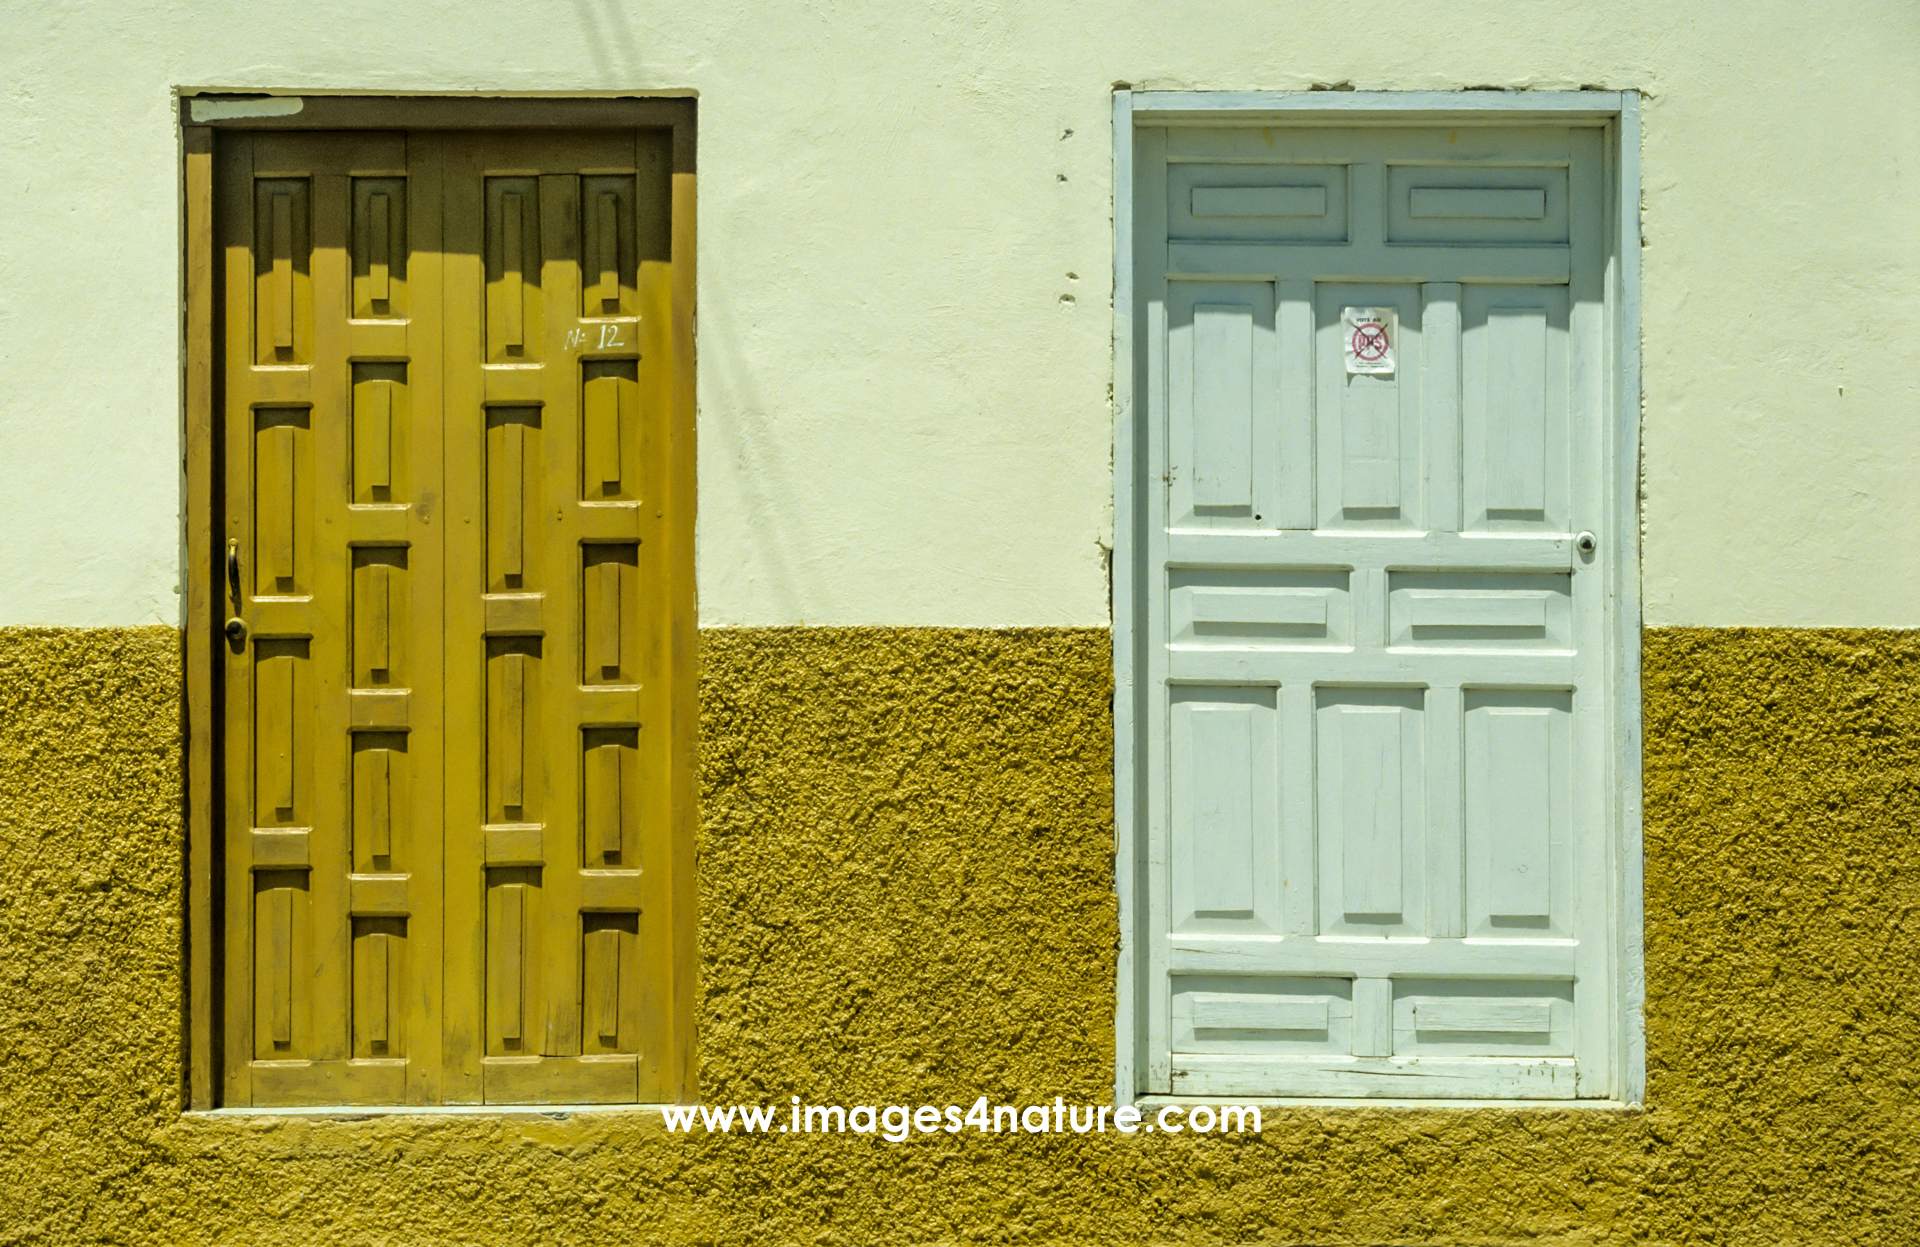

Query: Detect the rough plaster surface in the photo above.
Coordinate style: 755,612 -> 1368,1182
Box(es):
1,1 -> 1917,626
1,626 -> 1917,1246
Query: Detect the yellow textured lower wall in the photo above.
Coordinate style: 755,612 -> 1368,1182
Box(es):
0,626 -> 1915,1245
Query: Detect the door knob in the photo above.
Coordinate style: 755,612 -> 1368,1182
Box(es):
225,617 -> 248,644
1575,531 -> 1597,555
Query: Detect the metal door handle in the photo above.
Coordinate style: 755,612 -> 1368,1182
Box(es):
225,539 -> 248,645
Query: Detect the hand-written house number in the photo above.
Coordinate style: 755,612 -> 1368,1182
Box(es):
567,324 -> 631,351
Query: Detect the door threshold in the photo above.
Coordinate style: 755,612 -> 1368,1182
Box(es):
190,1102 -> 669,1119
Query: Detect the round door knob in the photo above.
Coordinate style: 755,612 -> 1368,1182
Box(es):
225,617 -> 248,644
1575,531 -> 1598,555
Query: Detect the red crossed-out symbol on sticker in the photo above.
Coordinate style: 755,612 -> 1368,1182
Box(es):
1351,323 -> 1390,362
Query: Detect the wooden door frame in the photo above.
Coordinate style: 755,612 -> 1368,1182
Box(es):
182,94 -> 698,1110
1109,90 -> 1644,1108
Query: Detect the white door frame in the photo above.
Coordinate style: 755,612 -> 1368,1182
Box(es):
1110,89 -> 1644,1105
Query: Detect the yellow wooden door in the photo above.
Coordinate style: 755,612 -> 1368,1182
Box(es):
218,126 -> 687,1107
438,129 -> 678,1105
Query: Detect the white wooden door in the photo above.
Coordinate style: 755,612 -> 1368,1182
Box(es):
1142,124 -> 1617,1098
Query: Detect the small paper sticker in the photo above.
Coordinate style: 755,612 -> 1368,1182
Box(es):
1342,307 -> 1396,375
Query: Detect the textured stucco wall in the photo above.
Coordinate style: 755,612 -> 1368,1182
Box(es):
1,626 -> 1916,1246
3,1 -> 1918,627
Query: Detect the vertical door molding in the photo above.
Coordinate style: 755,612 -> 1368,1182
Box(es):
184,124 -> 219,1110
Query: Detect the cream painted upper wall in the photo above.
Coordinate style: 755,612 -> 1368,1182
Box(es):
0,0 -> 1914,626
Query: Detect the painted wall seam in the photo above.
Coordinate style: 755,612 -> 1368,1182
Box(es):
1110,86 -> 1139,1110
1614,91 -> 1647,1105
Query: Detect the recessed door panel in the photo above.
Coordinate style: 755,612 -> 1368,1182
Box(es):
1168,568 -> 1351,649
1169,162 -> 1349,243
1172,976 -> 1352,1057
1169,686 -> 1282,934
1388,571 -> 1573,651
1314,283 -> 1423,528
1392,979 -> 1574,1058
1463,286 -> 1570,532
1168,282 -> 1275,527
1463,690 -> 1573,936
1315,688 -> 1426,935
1388,165 -> 1570,245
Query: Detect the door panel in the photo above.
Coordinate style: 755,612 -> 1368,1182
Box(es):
1146,124 -> 1614,1099
1314,283 -> 1424,528
221,132 -> 436,1107
1462,285 -> 1571,532
1168,282 -> 1274,528
1168,686 -> 1282,936
1314,688 -> 1426,938
439,130 -> 671,1105
1463,689 -> 1574,937
219,126 -> 680,1107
